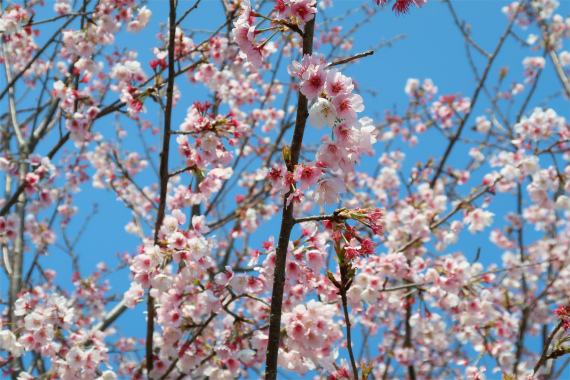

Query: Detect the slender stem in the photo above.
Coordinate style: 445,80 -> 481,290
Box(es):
0,132 -> 70,217
264,18 -> 315,380
430,0 -> 524,188
444,0 -> 490,58
326,49 -> 374,68
533,320 -> 563,375
174,0 -> 201,27
340,266 -> 359,380
294,208 -> 348,224
513,182 -> 529,374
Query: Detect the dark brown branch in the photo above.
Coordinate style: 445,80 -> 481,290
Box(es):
293,208 -> 348,224
147,0 -> 177,375
279,20 -> 304,37
264,17 -> 315,380
404,290 -> 416,380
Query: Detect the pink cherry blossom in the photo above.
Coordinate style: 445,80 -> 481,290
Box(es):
332,93 -> 364,120
313,178 -> 347,206
300,64 -> 327,99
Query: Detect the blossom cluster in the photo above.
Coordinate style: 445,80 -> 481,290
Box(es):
1,272 -> 117,380
2,0 -> 570,379
232,0 -> 317,69
375,0 -> 428,16
263,54 -> 378,207
514,106 -> 567,141
554,305 -> 570,331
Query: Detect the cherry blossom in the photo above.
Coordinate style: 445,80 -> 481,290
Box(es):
1,1 -> 569,380
313,178 -> 347,206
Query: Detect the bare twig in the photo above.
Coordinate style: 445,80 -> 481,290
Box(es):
175,0 -> 202,27
430,0 -> 524,188
294,208 -> 349,224
327,49 -> 374,68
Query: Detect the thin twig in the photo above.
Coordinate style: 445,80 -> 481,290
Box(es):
327,50 -> 374,68
294,208 -> 348,224
430,0 -> 524,188
533,320 -> 563,375
174,0 -> 202,27
340,283 -> 359,380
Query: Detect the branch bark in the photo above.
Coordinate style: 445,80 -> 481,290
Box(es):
146,0 -> 177,375
264,18 -> 315,380
533,320 -> 563,376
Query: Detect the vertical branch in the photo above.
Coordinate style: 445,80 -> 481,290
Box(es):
147,0 -> 177,376
404,293 -> 416,380
8,189 -> 26,380
3,36 -> 30,380
339,264 -> 359,380
2,47 -> 25,148
513,184 -> 528,374
264,18 -> 315,380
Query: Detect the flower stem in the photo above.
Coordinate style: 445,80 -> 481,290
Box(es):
340,272 -> 359,380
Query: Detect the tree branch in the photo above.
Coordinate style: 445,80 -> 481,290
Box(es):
146,0 -> 178,375
264,17 -> 315,380
326,49 -> 374,68
430,0 -> 524,188
533,320 -> 563,376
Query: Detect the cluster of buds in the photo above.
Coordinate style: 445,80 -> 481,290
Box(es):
324,207 -> 384,295
555,304 -> 570,331
326,362 -> 374,380
548,305 -> 570,361
323,207 -> 384,261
